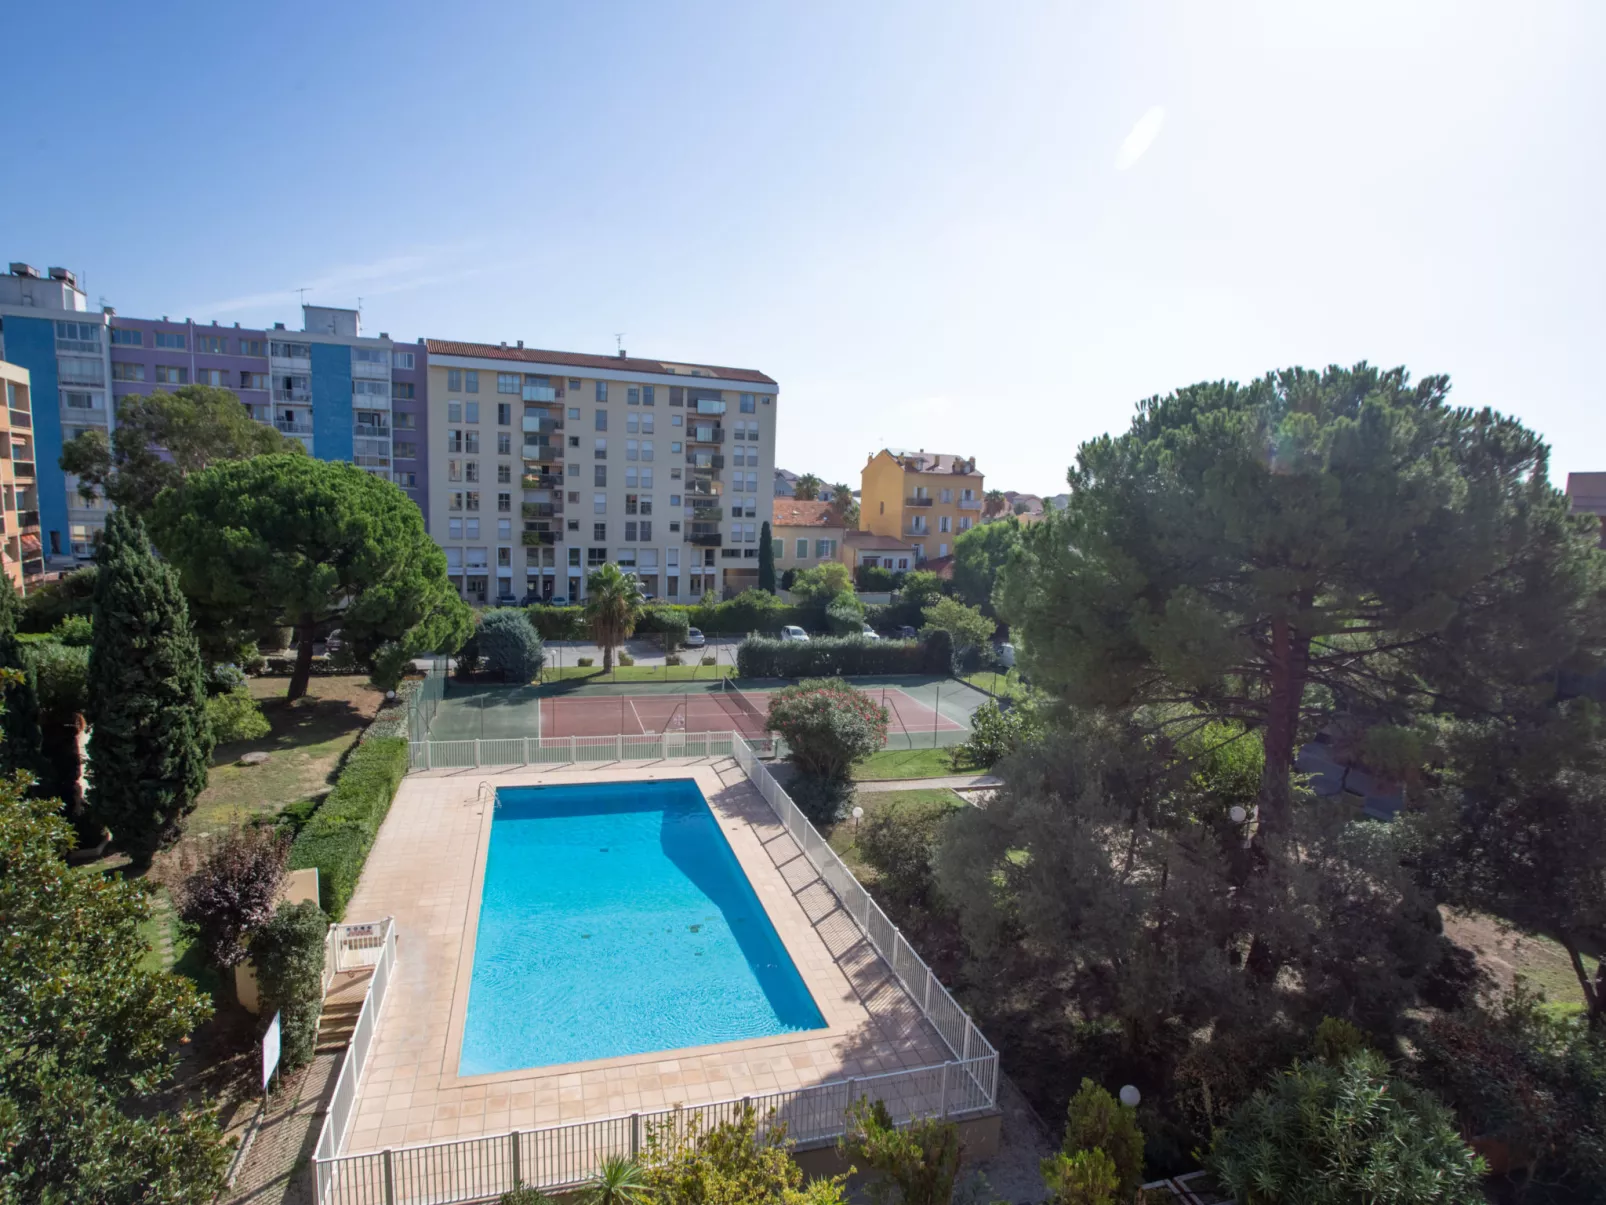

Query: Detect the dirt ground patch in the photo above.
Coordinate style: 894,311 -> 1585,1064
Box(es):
1442,907 -> 1599,1013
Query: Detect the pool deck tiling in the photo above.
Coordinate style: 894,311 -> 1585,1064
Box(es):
340,759 -> 951,1153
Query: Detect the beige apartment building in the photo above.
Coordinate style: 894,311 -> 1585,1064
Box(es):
859,449 -> 983,563
770,500 -> 846,576
423,341 -> 777,603
0,361 -> 42,591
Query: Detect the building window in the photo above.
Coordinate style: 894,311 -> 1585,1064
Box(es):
465,370 -> 479,393
197,335 -> 228,354
594,438 -> 606,459
588,547 -> 607,566
594,410 -> 607,431
241,371 -> 269,390
595,381 -> 608,402
110,328 -> 142,347
626,440 -> 638,462
393,350 -> 415,369
465,431 -> 480,454
240,338 -> 266,356
940,515 -> 951,533
63,391 -> 100,410
816,539 -> 838,558
497,462 -> 511,483
448,401 -> 462,423
465,401 -> 480,423
624,521 -> 637,541
740,393 -> 755,413
449,518 -> 463,539
448,460 -> 462,481
497,402 -> 511,425
643,385 -> 655,406
568,406 -> 580,420
112,362 -> 145,382
155,365 -> 188,385
640,468 -> 653,488
467,461 -> 482,483
448,369 -> 462,392
449,491 -> 464,510
398,471 -> 417,487
196,368 -> 224,386
497,432 -> 512,455
641,414 -> 654,434
498,373 -> 519,394
467,492 -> 480,511
593,493 -> 607,514
941,488 -> 953,503
641,440 -> 653,462
594,465 -> 607,487
154,332 -> 186,350
626,413 -> 639,435
394,411 -> 415,429
627,387 -> 640,405
395,441 -> 418,459
498,546 -> 512,567
392,381 -> 415,399
498,492 -> 511,512
569,379 -> 581,390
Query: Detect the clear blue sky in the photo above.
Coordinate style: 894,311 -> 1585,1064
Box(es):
4,1 -> 1602,495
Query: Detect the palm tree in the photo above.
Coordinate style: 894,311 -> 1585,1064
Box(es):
583,563 -> 645,672
983,489 -> 1007,519
828,483 -> 859,528
579,1155 -> 652,1205
793,473 -> 823,501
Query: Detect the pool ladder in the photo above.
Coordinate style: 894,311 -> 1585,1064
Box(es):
476,780 -> 494,812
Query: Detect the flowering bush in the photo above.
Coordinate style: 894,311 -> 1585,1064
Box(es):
767,678 -> 888,820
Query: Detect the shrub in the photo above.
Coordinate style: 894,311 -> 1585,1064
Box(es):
479,610 -> 545,683
175,826 -> 290,970
665,653 -> 683,666
790,563 -> 853,602
700,654 -> 716,666
618,652 -> 635,667
737,635 -> 924,678
920,595 -> 994,668
842,1097 -> 961,1205
1060,1079 -> 1145,1200
648,1102 -> 847,1205
857,565 -> 903,592
525,605 -> 588,642
577,656 -> 595,667
825,589 -> 866,636
498,1187 -> 557,1205
638,607 -> 689,651
207,687 -> 272,743
954,699 -> 1041,768
18,565 -> 96,633
367,641 -> 413,693
1041,1149 -> 1119,1205
205,661 -> 249,695
767,679 -> 887,817
858,794 -> 959,910
454,628 -> 482,678
288,737 -> 408,919
1209,1051 -> 1486,1205
252,899 -> 328,1072
49,614 -> 93,647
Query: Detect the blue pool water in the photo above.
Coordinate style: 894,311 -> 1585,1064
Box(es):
459,779 -> 825,1075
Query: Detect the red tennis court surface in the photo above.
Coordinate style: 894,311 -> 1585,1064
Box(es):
539,686 -> 967,738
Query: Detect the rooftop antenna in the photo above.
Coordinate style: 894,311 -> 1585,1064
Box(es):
296,287 -> 309,306
357,296 -> 363,313
615,332 -> 624,353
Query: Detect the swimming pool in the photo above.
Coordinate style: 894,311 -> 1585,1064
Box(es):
459,779 -> 826,1075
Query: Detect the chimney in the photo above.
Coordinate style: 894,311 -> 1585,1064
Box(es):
211,319 -> 218,325
8,263 -> 39,278
162,315 -> 169,322
380,332 -> 389,340
47,267 -> 76,286
500,341 -> 507,348
102,305 -> 115,316
233,322 -> 240,328
617,349 -> 626,359
516,340 -> 523,349
274,322 -> 286,330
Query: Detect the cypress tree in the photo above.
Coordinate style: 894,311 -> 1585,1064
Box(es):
0,575 -> 43,780
86,511 -> 213,861
758,520 -> 777,594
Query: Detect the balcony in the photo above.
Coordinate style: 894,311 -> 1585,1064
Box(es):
522,503 -> 557,519
960,498 -> 982,510
12,462 -> 34,480
522,473 -> 561,490
694,399 -> 727,416
17,511 -> 37,529
353,455 -> 391,468
354,424 -> 391,438
522,415 -> 562,434
273,388 -> 312,404
905,526 -> 929,538
522,384 -> 557,403
686,454 -> 724,470
275,420 -> 315,435
8,410 -> 29,430
522,435 -> 551,453
688,530 -> 723,547
692,506 -> 723,522
689,426 -> 725,444
905,496 -> 934,507
21,558 -> 44,579
521,530 -> 558,547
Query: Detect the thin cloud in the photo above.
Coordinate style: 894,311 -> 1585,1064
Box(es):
1115,106 -> 1166,171
187,246 -> 488,316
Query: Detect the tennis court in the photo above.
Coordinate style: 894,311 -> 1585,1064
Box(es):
425,677 -> 981,747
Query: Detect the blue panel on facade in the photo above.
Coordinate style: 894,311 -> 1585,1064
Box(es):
310,344 -> 353,463
3,317 -> 68,551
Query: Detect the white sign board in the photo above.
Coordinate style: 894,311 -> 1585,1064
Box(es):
262,1011 -> 282,1090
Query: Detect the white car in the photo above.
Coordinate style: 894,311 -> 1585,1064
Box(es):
684,627 -> 706,648
861,625 -> 881,640
779,625 -> 810,642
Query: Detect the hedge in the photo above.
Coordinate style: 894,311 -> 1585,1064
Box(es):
288,736 -> 408,920
528,592 -> 816,638
736,635 -> 943,678
525,605 -> 588,641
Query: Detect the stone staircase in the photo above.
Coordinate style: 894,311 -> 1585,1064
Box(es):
315,995 -> 365,1054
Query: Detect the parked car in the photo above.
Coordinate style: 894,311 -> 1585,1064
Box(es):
895,624 -> 918,640
549,596 -> 570,607
520,590 -> 544,606
684,627 -> 706,648
494,592 -> 518,607
861,625 -> 881,640
324,628 -> 344,654
780,625 -> 810,642
998,642 -> 1016,668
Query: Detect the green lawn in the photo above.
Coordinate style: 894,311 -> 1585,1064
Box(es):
541,663 -> 735,683
190,674 -> 382,835
961,668 -> 1032,702
853,747 -> 964,781
824,788 -> 966,881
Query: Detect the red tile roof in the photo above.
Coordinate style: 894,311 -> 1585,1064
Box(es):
771,500 -> 842,528
844,530 -> 914,550
425,340 -> 776,386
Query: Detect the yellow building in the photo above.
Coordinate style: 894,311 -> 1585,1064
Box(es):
0,362 -> 41,591
858,449 -> 983,563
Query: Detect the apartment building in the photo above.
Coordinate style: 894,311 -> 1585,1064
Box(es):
423,340 -> 777,603
0,361 -> 42,590
0,262 -> 429,563
770,499 -> 845,575
858,449 -> 983,563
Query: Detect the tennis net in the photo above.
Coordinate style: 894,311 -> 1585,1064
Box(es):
719,680 -> 769,731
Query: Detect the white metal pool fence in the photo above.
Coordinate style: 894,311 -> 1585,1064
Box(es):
406,729 -> 779,770
315,918 -> 399,1192
312,734 -> 999,1205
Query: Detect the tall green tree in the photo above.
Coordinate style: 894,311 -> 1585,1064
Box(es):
793,473 -> 823,501
758,520 -> 777,593
951,516 -> 1023,611
86,512 -> 212,861
0,576 -> 42,782
983,488 -> 1008,518
999,364 -> 1606,842
827,483 -> 859,527
0,773 -> 227,1202
59,385 -> 303,513
150,455 -> 472,700
583,563 -> 645,672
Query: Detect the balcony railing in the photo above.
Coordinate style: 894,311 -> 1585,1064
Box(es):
522,384 -> 557,402
689,426 -> 725,444
686,454 -> 725,469
275,420 -> 315,435
17,511 -> 39,529
905,496 -> 934,507
688,531 -> 723,547
354,425 -> 391,438
21,559 -> 44,579
959,498 -> 982,510
521,530 -> 558,546
522,503 -> 557,519
522,416 -> 562,434
522,474 -> 561,490
273,389 -> 312,404
693,506 -> 723,521
905,526 -> 929,537
8,410 -> 29,430
12,462 -> 34,479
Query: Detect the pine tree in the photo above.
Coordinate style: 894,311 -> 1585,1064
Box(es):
86,511 -> 213,861
758,521 -> 776,593
0,575 -> 43,781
